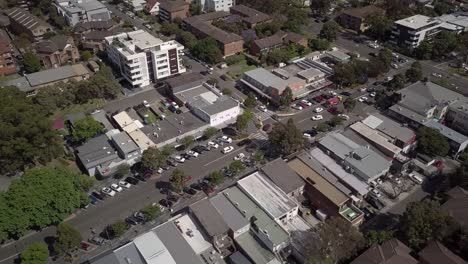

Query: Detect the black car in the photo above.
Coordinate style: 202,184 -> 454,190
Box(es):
340,91 -> 352,96
192,146 -> 205,153
167,194 -> 180,203
183,186 -> 197,195
181,153 -> 191,160
361,207 -> 375,219
89,195 -> 99,205
159,199 -> 173,208
125,177 -> 139,185
133,211 -> 145,222
135,174 -> 147,182
367,197 -> 385,210
161,165 -> 170,170
126,216 -> 140,225
190,182 -> 203,190
91,191 -> 106,200
237,139 -> 252,147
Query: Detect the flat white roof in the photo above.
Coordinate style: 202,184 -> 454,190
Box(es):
350,122 -> 402,156
173,214 -> 211,254
133,231 -> 176,264
128,129 -> 155,151
113,111 -> 134,129
237,172 -> 298,219
395,14 -> 440,29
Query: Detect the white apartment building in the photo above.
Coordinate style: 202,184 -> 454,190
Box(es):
197,0 -> 234,12
105,30 -> 185,88
55,0 -> 111,26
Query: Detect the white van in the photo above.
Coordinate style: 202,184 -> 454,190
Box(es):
409,173 -> 423,184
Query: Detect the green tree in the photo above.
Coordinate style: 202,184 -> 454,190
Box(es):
388,73 -> 407,91
80,50 -> 93,61
109,220 -> 128,238
316,122 -> 330,132
141,204 -> 161,222
280,87 -> 293,107
432,31 -> 459,59
76,175 -> 95,192
268,118 -> 305,155
400,200 -> 457,249
189,2 -> 202,15
203,127 -> 218,139
343,98 -> 356,112
122,19 -> 134,28
114,164 -> 130,179
310,0 -> 334,16
207,77 -> 219,86
417,127 -> 450,157
414,40 -> 433,60
244,92 -> 257,108
54,222 -> 82,256
365,230 -> 395,247
252,150 -> 265,165
192,38 -> 223,64
160,22 -> 181,36
141,147 -> 166,171
320,21 -> 340,42
209,170 -> 225,186
73,116 -> 103,141
0,87 -> 63,173
177,31 -> 197,50
405,62 -> 423,83
434,1 -> 451,15
235,110 -> 254,131
229,160 -> 246,174
21,243 -> 49,264
170,168 -> 187,192
333,63 -> 357,87
448,161 -> 468,189
161,144 -> 175,157
23,51 -> 41,73
365,11 -> 393,40
307,217 -> 364,263
180,135 -> 195,148
309,38 -> 330,51
222,88 -> 233,96
329,116 -> 343,127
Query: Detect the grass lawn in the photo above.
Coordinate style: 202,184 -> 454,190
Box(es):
448,67 -> 468,79
0,74 -> 21,82
53,99 -> 105,119
227,62 -> 257,80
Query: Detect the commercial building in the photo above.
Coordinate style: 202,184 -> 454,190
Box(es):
105,30 -> 185,88
55,0 -> 111,26
438,13 -> 468,32
210,193 -> 250,239
260,158 -> 305,198
1,64 -> 90,96
159,0 -> 189,23
441,186 -> 468,226
418,241 -> 468,264
390,14 -> 463,48
183,13 -> 244,57
230,5 -> 272,28
338,5 -> 384,33
73,20 -> 120,52
196,0 -> 234,12
0,37 -> 17,76
351,238 -> 417,264
5,8 -> 53,41
34,35 -> 80,69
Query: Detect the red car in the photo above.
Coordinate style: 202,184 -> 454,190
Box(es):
297,101 -> 309,108
328,107 -> 338,113
183,175 -> 193,184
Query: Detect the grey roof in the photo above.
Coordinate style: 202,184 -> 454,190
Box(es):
326,50 -> 351,61
74,20 -> 116,32
183,15 -> 243,44
424,119 -> 468,144
351,238 -> 417,264
260,158 -> 305,194
190,198 -> 229,237
234,232 -> 278,264
76,134 -> 120,169
167,72 -> 204,91
363,113 -> 416,144
113,243 -> 145,264
418,241 -> 468,264
230,5 -> 271,24
111,132 -> 139,154
229,251 -> 253,264
243,68 -> 305,95
67,112 -> 86,126
210,193 -> 250,232
200,96 -> 239,115
159,0 -> 188,12
5,8 -> 51,31
57,0 -> 107,13
1,77 -> 32,92
35,35 -> 71,53
389,104 -> 427,124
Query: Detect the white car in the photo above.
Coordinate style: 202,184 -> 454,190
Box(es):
376,178 -> 383,185
292,104 -> 303,110
303,133 -> 312,139
338,114 -> 349,120
187,150 -> 199,158
301,100 -> 312,106
370,188 -> 382,198
157,167 -> 164,174
102,187 -> 116,197
222,146 -> 234,154
314,107 -> 324,113
391,63 -> 399,69
110,183 -> 123,192
119,181 -> 131,189
258,105 -> 268,112
368,42 -> 379,49
432,72 -> 442,78
329,91 -> 338,96
369,92 -> 376,97
234,153 -> 245,160
408,173 -> 423,184
145,24 -> 152,30
208,141 -> 219,149
311,115 -> 323,121
174,155 -> 185,163
220,136 -> 232,144
358,97 -> 368,103
143,100 -> 150,107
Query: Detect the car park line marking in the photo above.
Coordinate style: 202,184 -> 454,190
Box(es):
203,147 -> 244,167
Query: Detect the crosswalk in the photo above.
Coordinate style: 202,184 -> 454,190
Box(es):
255,110 -> 274,122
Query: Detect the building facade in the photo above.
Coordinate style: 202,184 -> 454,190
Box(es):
338,5 -> 384,33
55,0 -> 111,26
105,30 -> 185,88
159,0 -> 189,23
34,35 -> 80,69
197,0 -> 234,12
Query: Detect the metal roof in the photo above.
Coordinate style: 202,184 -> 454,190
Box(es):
210,193 -> 250,233
190,198 -> 229,237
424,119 -> 468,145
76,134 -> 121,169
111,131 -> 139,154
260,158 -> 305,194
25,64 -> 89,87
234,232 -> 279,264
363,113 -> 416,144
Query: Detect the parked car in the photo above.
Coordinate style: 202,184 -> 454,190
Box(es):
338,114 -> 349,120
262,123 -> 272,132
102,187 -> 116,197
303,133 -> 312,139
126,216 -> 140,226
143,100 -> 150,107
223,146 -> 234,154
311,115 -> 323,121
89,236 -> 105,245
314,107 -> 324,113
369,92 -> 376,97
367,197 -> 385,210
370,188 -> 382,198
91,191 -> 106,200
408,173 -> 423,184
258,105 -> 267,112
183,186 -> 197,195
159,199 -> 173,208
119,181 -> 131,189
340,91 -> 352,96
135,174 -> 148,182
358,96 -> 368,103
301,99 -> 312,106
167,159 -> 178,167
187,150 -> 199,158
292,104 -> 303,110
88,195 -> 99,205
193,145 -> 207,153
208,141 -> 219,149
234,153 -> 245,161
125,177 -> 139,185
174,155 -> 185,163
219,136 -> 232,143
237,139 -> 252,147
110,183 -> 123,192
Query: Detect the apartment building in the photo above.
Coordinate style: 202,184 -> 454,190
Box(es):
5,8 -> 53,41
338,5 -> 384,33
159,0 -> 189,23
105,30 -> 185,88
55,0 -> 111,26
0,37 -> 17,76
390,14 -> 462,48
197,0 -> 234,12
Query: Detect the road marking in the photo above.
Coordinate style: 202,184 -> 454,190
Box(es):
203,147 -> 244,167
0,253 -> 19,263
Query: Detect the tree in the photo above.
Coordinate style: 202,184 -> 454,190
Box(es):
333,63 -> 357,87
417,127 -> 450,157
122,19 -> 134,28
365,11 -> 393,40
400,200 -> 457,249
307,217 -> 364,263
320,21 -> 340,42
309,38 -> 330,51
329,116 -> 343,127
235,110 -> 254,131
54,222 -> 82,256
448,162 -> 468,189
180,135 -> 195,148
80,50 -> 93,61
405,62 -> 423,83
114,164 -> 130,179
365,230 -> 395,247
387,73 -> 407,91
244,92 -> 257,108
316,122 -> 330,132
280,87 -> 293,107
0,168 -> 88,239
76,175 -> 95,192
252,150 -> 265,165
141,147 -> 166,171
161,144 -> 175,157
203,127 -> 218,139
160,22 -> 181,36
432,31 -> 459,59
0,87 -> 63,173
229,160 -> 246,174
109,220 -> 128,238
192,38 -> 223,64
141,204 -> 161,222
170,168 -> 187,192
21,243 -> 49,264
189,2 -> 202,15
23,51 -> 41,73
434,1 -> 451,15
343,98 -> 356,112
178,31 -> 197,50
222,88 -> 233,96
73,116 -> 103,141
209,170 -> 224,186
268,118 -> 305,155
414,40 -> 433,60
310,0 -> 334,16
207,77 -> 218,86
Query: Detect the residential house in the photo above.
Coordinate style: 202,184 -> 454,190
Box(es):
351,238 -> 418,264
5,8 -> 53,41
55,0 -> 111,26
338,5 -> 384,33
197,0 -> 234,12
0,37 -> 17,75
259,158 -> 305,198
144,0 -> 160,15
230,5 -> 272,28
34,35 -> 80,69
1,64 -> 90,96
423,119 -> 468,156
159,0 -> 189,23
441,186 -> 468,226
73,20 -> 120,52
418,241 -> 468,264
105,30 -> 185,88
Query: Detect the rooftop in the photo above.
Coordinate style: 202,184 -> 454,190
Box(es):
35,35 -> 71,53
424,119 -> 468,145
159,0 -> 189,12
183,16 -> 243,44
326,50 -> 351,62
234,232 -> 280,264
190,198 -> 230,237
441,186 -> 468,226
260,158 -> 305,194
173,214 -> 212,254
243,67 -> 306,95
5,8 -> 51,31
57,0 -> 107,13
76,134 -> 120,169
418,241 -> 468,264
438,13 -> 468,29
351,238 -> 417,264
362,113 -> 416,144
105,30 -> 172,55
350,122 -> 402,157
210,193 -> 250,233
237,172 -> 298,219
230,5 -> 271,24
395,14 -> 441,29
128,129 -> 155,151
111,131 -> 139,154
74,20 -> 116,32
253,34 -> 283,49
166,72 -> 204,91
342,5 -> 384,19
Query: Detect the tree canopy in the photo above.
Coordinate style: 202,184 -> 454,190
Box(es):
192,38 -> 223,65
405,62 -> 423,83
141,147 -> 166,171
141,204 -> 161,222
23,51 -> 41,73
21,243 -> 49,264
320,21 -> 340,42
309,38 -> 330,51
280,87 -> 293,107
268,118 -> 305,155
170,168 -> 187,192
343,98 -> 356,112
244,92 -> 257,109
73,116 -> 103,141
54,222 -> 82,256
417,127 -> 450,157
235,110 -> 254,131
